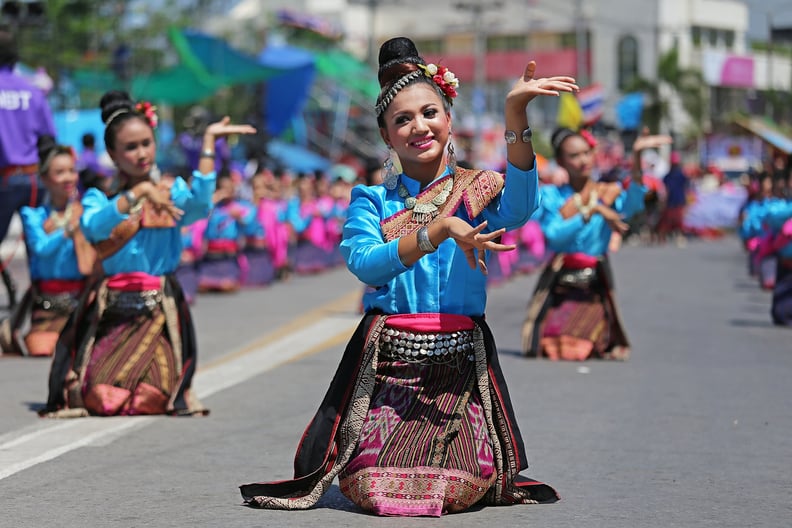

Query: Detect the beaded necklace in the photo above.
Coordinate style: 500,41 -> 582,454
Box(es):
48,202 -> 74,229
572,189 -> 598,218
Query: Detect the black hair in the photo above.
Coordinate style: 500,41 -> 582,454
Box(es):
81,132 -> 96,149
0,23 -> 18,67
37,135 -> 72,176
550,127 -> 581,160
79,168 -> 104,192
99,90 -> 151,150
216,168 -> 233,182
375,36 -> 451,128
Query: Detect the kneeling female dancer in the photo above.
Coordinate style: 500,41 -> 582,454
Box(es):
240,36 -> 577,516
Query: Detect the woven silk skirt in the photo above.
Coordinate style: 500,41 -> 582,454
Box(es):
242,247 -> 276,287
523,254 -> 630,361
772,259 -> 792,326
26,281 -> 83,357
82,288 -> 178,416
199,252 -> 241,292
338,314 -> 496,516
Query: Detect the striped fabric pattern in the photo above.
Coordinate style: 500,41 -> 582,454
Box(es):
339,359 -> 496,516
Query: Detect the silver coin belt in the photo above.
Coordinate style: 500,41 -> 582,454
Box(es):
105,289 -> 163,316
34,292 -> 79,314
379,327 -> 476,364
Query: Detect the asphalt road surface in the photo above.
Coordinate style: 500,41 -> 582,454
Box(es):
1,235 -> 790,527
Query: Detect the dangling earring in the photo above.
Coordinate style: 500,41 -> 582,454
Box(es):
446,141 -> 457,174
383,147 -> 402,190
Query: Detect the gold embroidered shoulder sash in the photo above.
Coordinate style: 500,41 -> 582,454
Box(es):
380,167 -> 504,242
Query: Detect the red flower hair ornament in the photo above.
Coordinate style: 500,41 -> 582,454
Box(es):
580,129 -> 598,148
135,101 -> 159,129
417,63 -> 459,101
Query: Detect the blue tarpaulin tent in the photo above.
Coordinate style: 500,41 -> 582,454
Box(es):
258,44 -> 316,136
267,139 -> 330,173
133,28 -> 294,105
54,109 -> 105,151
616,93 -> 645,130
736,118 -> 792,155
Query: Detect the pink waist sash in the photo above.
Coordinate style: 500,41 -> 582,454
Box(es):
207,239 -> 239,254
37,279 -> 85,294
385,313 -> 475,333
106,272 -> 161,291
562,253 -> 599,270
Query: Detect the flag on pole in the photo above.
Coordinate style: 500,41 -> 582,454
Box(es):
577,83 -> 604,126
556,92 -> 584,131
616,92 -> 645,130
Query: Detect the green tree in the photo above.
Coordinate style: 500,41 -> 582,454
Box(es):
625,47 -> 706,140
12,0 -> 233,109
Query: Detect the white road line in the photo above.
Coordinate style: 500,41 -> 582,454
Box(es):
195,315 -> 356,398
0,418 -> 151,480
0,313 -> 358,481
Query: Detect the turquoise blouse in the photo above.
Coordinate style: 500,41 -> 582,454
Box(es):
80,171 -> 215,276
20,205 -> 83,281
341,162 -> 539,316
765,199 -> 792,258
204,200 -> 256,241
740,198 -> 783,241
536,182 -> 646,257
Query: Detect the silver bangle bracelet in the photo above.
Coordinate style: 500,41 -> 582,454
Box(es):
123,189 -> 138,207
416,226 -> 438,254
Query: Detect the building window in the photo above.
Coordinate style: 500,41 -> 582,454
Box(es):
707,28 -> 718,47
617,35 -> 639,90
487,35 -> 526,52
560,32 -> 577,48
724,30 -> 735,49
414,38 -> 443,54
691,26 -> 702,47
528,32 -> 559,51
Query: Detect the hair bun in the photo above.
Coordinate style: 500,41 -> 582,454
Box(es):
99,90 -> 135,124
378,37 -> 421,67
551,127 -> 577,152
36,134 -> 57,163
377,37 -> 423,86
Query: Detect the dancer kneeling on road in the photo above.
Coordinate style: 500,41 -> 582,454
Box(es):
42,91 -> 255,417
521,128 -> 671,361
240,36 -> 576,516
0,137 -> 96,357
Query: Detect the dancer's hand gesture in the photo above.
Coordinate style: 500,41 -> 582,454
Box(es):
633,134 -> 673,153
595,205 -> 629,236
143,182 -> 184,221
205,116 -> 257,139
505,61 -> 579,109
444,218 -> 516,275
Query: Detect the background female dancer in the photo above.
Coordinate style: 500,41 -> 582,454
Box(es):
42,91 -> 254,417
0,137 -> 96,356
521,127 -> 671,361
240,36 -> 577,516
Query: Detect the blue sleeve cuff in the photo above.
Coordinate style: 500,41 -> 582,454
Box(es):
389,237 -> 410,272
505,158 -> 537,178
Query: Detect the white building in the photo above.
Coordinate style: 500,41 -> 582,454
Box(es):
227,0 -> 791,158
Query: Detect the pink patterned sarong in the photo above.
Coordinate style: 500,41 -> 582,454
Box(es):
338,314 -> 496,516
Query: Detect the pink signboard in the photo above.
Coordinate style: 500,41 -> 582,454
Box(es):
702,51 -> 755,88
720,56 -> 754,88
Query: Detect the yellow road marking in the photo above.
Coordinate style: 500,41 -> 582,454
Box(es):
199,290 -> 360,371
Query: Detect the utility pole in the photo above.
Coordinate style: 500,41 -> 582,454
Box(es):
575,0 -> 588,86
456,1 -> 501,167
367,0 -> 377,68
348,0 -> 390,68
767,11 -> 774,119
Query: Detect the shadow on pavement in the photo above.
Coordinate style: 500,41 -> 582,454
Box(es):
24,401 -> 46,413
729,318 -> 779,329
